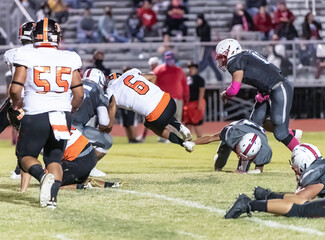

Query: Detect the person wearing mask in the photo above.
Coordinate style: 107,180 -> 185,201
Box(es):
253,5 -> 273,40
230,2 -> 254,40
77,8 -> 98,43
137,0 -> 158,37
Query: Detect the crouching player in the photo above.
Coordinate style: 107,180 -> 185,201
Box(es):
19,127 -> 120,193
225,143 -> 325,218
185,119 -> 272,173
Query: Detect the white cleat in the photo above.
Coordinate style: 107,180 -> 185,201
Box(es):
40,173 -> 55,207
89,167 -> 106,177
10,171 -> 21,180
247,169 -> 262,174
179,125 -> 192,141
294,129 -> 303,142
183,141 -> 195,152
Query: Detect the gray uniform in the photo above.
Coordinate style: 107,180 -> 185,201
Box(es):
299,159 -> 325,197
215,119 -> 272,169
72,80 -> 112,152
228,50 -> 294,143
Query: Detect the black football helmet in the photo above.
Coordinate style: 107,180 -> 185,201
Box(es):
33,18 -> 61,47
108,73 -> 122,81
18,21 -> 35,42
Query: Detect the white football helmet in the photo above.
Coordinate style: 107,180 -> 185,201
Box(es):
83,68 -> 106,88
235,133 -> 261,161
215,38 -> 242,71
291,143 -> 322,174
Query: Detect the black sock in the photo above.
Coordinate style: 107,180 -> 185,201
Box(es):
168,132 -> 184,146
267,192 -> 284,200
50,180 -> 61,202
292,129 -> 296,136
281,134 -> 294,146
28,164 -> 45,182
14,164 -> 21,175
169,117 -> 181,131
104,182 -> 114,188
249,200 -> 267,212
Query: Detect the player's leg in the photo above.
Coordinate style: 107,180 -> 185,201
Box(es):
214,141 -> 232,171
250,101 -> 268,126
270,81 -> 299,151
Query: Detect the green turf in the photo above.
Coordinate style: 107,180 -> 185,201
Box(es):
1,133 -> 325,240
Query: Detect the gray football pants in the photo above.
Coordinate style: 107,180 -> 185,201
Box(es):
250,80 -> 294,142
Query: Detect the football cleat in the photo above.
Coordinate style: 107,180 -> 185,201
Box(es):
294,129 -> 303,142
89,167 -> 106,177
179,125 -> 192,141
40,173 -> 55,207
183,141 -> 195,152
10,171 -> 21,179
253,186 -> 271,200
224,194 -> 252,219
46,201 -> 57,210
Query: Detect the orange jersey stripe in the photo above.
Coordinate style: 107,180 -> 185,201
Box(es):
63,134 -> 89,161
146,92 -> 170,122
43,18 -> 48,42
51,124 -> 69,132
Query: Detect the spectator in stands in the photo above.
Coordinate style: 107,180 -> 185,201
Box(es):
125,10 -> 144,42
64,0 -> 93,9
245,0 -> 267,17
253,5 -> 273,40
148,56 -> 160,74
98,6 -> 129,43
183,62 -> 205,138
162,0 -> 188,43
88,50 -> 111,76
152,0 -> 170,13
154,51 -> 189,122
273,1 -> 298,40
48,0 -> 69,24
20,0 -> 37,20
230,2 -> 254,40
302,12 -> 322,40
137,0 -> 158,37
77,8 -> 98,43
196,13 -> 223,81
36,2 -> 52,20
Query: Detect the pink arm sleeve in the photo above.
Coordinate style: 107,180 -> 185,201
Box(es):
225,81 -> 241,97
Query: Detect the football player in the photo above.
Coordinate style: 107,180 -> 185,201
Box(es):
186,119 -> 272,173
216,39 -> 300,152
225,143 -> 325,218
72,68 -> 112,177
105,68 -> 193,150
1,22 -> 35,179
9,18 -> 84,209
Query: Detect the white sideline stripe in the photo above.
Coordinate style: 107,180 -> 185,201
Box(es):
112,189 -> 325,236
177,231 -> 205,239
56,234 -> 73,240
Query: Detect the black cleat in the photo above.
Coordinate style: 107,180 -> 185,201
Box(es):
225,194 -> 252,219
254,186 -> 271,200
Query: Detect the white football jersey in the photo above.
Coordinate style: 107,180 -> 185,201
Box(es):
13,47 -> 82,115
106,68 -> 164,117
3,44 -> 33,74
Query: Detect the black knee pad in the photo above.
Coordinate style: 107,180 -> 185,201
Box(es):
43,149 -> 63,167
285,203 -> 305,218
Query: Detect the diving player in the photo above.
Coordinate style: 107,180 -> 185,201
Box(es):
105,68 -> 193,150
225,143 -> 325,219
189,119 -> 272,173
216,39 -> 300,152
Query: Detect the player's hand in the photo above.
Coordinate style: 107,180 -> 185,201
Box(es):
183,141 -> 195,152
255,93 -> 270,103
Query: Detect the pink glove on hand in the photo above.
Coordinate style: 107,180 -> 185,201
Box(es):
255,93 -> 270,103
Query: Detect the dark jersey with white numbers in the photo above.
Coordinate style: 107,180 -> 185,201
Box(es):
227,50 -> 285,93
72,80 -> 109,125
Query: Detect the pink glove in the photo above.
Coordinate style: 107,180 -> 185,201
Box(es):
255,93 -> 270,103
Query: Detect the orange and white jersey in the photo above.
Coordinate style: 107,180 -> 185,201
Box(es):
106,68 -> 165,117
13,47 -> 82,115
3,44 -> 34,74
63,127 -> 89,161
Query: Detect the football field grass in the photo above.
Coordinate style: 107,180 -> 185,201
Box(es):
1,132 -> 325,240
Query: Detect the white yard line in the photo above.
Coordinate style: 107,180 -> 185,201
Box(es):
55,234 -> 73,240
177,230 -> 205,239
112,189 -> 325,237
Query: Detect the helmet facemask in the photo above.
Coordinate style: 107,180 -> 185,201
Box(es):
216,46 -> 230,72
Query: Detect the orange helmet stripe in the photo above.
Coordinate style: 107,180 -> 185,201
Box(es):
43,18 -> 48,42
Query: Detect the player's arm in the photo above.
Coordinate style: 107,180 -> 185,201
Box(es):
70,70 -> 84,113
97,106 -> 110,132
198,87 -> 205,110
142,73 -> 157,83
106,95 -> 117,133
193,132 -> 221,145
293,183 -> 324,201
220,70 -> 243,102
9,65 -> 26,110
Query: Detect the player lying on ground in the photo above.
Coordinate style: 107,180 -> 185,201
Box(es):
184,119 -> 272,173
15,127 -> 121,192
105,68 -> 193,150
225,143 -> 325,218
72,68 -> 113,177
216,39 -> 300,152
